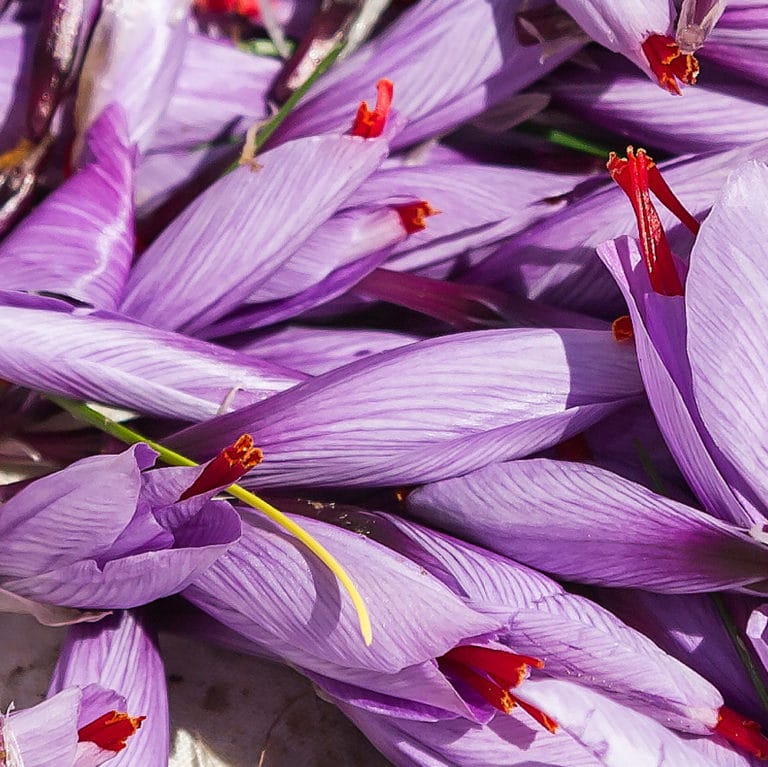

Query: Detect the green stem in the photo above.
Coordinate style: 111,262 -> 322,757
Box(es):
517,122 -> 611,159
225,40 -> 345,174
712,594 -> 768,718
46,395 -> 372,646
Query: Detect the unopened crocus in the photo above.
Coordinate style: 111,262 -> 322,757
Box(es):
170,324 -> 643,489
183,505 -> 768,762
0,441 -> 244,612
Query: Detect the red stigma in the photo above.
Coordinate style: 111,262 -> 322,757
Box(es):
77,711 -> 145,753
179,434 -> 262,500
641,34 -> 699,95
714,706 -> 768,759
607,147 -> 685,296
350,79 -> 394,139
395,201 -> 439,234
438,645 -> 556,732
612,314 -> 634,343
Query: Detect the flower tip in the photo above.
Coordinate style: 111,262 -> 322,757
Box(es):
77,711 -> 145,752
714,706 -> 768,759
350,78 -> 395,139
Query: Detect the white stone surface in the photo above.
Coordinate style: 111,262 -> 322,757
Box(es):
0,614 -> 393,766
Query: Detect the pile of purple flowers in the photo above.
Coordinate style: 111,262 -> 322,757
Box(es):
2,0 -> 768,764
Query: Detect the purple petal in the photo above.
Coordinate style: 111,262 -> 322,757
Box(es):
406,457 -> 768,593
171,327 -> 643,488
348,511 -> 725,733
121,134 -> 389,333
0,21 -> 29,152
0,295 -> 305,420
516,678 -> 749,767
74,0 -> 190,153
468,145 -> 764,317
550,51 -> 768,154
685,160 -> 768,517
4,498 -> 241,608
236,325 -> 423,376
49,611 -> 169,767
0,445 -> 152,578
0,105 -> 134,309
554,0 -> 674,75
597,237 -> 758,526
150,33 -> 281,150
337,698 -> 606,767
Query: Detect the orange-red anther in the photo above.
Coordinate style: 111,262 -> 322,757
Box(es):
351,79 -> 394,138
641,34 -> 699,95
395,201 -> 440,234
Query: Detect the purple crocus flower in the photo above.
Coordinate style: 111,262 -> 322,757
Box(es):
0,440 -> 243,612
48,610 -> 169,766
0,684 -> 144,766
466,142 -> 768,318
182,505 -> 768,761
170,324 -> 644,489
596,153 -> 768,530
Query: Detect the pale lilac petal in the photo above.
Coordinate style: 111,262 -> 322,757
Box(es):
171,327 -> 643,488
74,0 -> 190,153
0,21 -> 28,152
121,134 -> 389,333
4,498 -> 241,608
599,591 -> 768,722
468,145 -> 765,317
550,52 -> 768,154
686,160 -> 768,514
184,514 -> 498,717
0,295 -> 305,421
406,458 -> 768,593
0,445 -> 152,578
202,247 -> 393,336
0,105 -> 134,309
347,161 -> 589,275
150,33 -> 281,150
555,0 -> 674,75
49,611 -> 169,767
352,512 -> 725,733
0,688 -> 80,767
